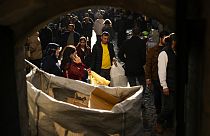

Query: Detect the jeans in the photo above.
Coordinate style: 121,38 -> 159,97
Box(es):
157,90 -> 176,128
100,69 -> 111,81
127,75 -> 145,87
152,80 -> 162,114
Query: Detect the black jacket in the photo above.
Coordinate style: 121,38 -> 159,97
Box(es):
91,41 -> 115,74
41,55 -> 63,76
61,31 -> 80,47
118,36 -> 146,76
162,46 -> 176,91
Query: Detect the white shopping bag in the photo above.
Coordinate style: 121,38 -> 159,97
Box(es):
110,61 -> 128,87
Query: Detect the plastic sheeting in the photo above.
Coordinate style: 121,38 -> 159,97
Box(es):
26,60 -> 144,136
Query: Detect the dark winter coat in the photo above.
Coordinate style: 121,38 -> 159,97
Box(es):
91,41 -> 115,74
61,31 -> 80,47
118,36 -> 146,76
41,55 -> 63,76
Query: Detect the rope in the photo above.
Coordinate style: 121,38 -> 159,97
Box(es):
25,59 -> 38,69
117,103 -> 126,136
34,90 -> 41,136
46,75 -> 52,93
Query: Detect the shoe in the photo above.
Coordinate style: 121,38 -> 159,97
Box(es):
154,123 -> 163,134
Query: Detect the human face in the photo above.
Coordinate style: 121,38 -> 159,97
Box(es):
70,51 -> 77,60
101,35 -> 109,44
80,40 -> 86,47
160,37 -> 165,45
67,25 -> 74,32
55,48 -> 61,58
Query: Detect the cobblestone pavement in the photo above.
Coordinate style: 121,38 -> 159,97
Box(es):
142,87 -> 176,136
142,87 -> 157,136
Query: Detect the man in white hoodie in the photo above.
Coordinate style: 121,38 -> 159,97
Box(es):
93,14 -> 104,42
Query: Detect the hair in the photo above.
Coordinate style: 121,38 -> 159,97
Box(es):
159,30 -> 169,38
164,35 -> 173,46
101,31 -> 110,37
68,23 -> 75,29
169,33 -> 176,41
79,36 -> 87,42
132,26 -> 140,36
45,43 -> 60,56
77,36 -> 87,48
103,19 -> 112,26
83,17 -> 89,21
84,12 -> 89,17
60,45 -> 76,71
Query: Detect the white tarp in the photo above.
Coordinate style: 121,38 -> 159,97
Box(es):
26,60 -> 144,136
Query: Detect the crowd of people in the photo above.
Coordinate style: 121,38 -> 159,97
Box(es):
24,7 -> 176,135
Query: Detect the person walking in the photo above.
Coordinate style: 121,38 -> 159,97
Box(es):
82,17 -> 93,47
61,23 -> 80,48
118,26 -> 146,86
91,31 -> 116,80
76,36 -> 92,68
93,14 -> 105,42
102,19 -> 115,42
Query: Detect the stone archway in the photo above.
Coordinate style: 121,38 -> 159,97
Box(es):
1,0 -> 210,135
3,1 -> 197,136
1,0 -> 175,41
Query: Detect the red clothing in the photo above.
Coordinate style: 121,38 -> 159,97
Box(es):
76,44 -> 91,67
64,62 -> 87,81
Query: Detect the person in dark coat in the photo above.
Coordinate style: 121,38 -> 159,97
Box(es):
76,36 -> 92,68
82,17 -> 93,47
91,31 -> 116,80
102,19 -> 115,42
115,15 -> 128,48
72,16 -> 83,35
41,43 -> 63,76
39,25 -> 53,56
60,23 -> 80,48
118,26 -> 146,86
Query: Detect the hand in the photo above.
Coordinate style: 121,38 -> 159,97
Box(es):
146,79 -> 152,89
73,55 -> 81,64
113,57 -> 117,67
87,68 -> 91,75
162,88 -> 170,96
